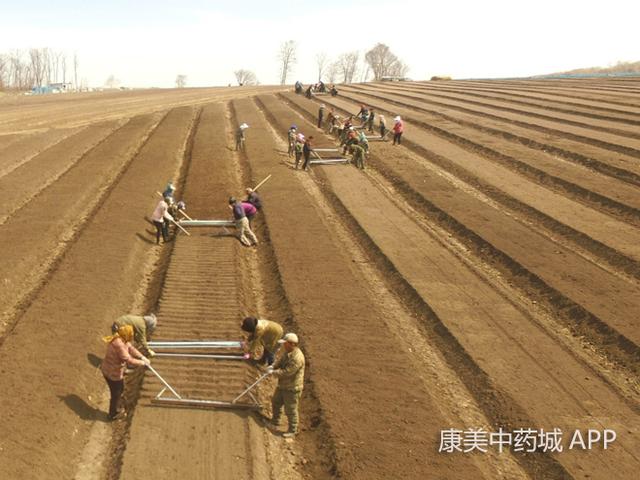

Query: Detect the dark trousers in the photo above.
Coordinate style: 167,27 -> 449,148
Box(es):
302,151 -> 311,170
317,115 -> 323,128
153,220 -> 169,243
104,375 -> 124,418
393,132 -> 403,145
295,151 -> 302,168
260,350 -> 276,365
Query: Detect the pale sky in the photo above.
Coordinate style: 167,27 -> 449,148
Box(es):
0,0 -> 638,88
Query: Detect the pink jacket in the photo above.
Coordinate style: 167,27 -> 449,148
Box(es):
393,121 -> 404,133
151,200 -> 174,223
101,338 -> 145,381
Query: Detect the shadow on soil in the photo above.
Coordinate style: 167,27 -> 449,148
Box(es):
87,353 -> 102,368
59,394 -> 109,422
136,232 -> 157,245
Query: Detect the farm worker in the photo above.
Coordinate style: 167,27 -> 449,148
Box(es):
358,130 -> 369,153
294,132 -> 305,169
162,181 -> 176,200
151,195 -> 174,244
101,325 -> 150,420
168,199 -> 186,221
265,333 -> 305,438
351,143 -> 366,170
302,136 -> 314,171
342,127 -> 358,155
229,197 -> 258,246
330,85 -> 338,96
236,123 -> 249,151
317,104 -> 325,128
287,125 -> 297,157
379,114 -> 387,139
245,187 -> 262,210
392,116 -> 404,145
112,313 -> 158,357
241,316 -> 284,365
366,108 -> 376,133
356,104 -> 369,124
241,200 -> 257,223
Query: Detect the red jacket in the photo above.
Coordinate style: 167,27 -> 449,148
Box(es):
393,121 -> 404,133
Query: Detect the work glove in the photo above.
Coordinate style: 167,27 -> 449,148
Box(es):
141,357 -> 151,367
147,349 -> 156,358
266,366 -> 274,375
243,353 -> 251,360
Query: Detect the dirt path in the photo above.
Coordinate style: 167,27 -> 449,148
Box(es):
235,96 -> 493,479
392,83 -> 640,124
299,94 -> 640,363
341,88 -> 640,221
0,86 -> 285,134
0,120 -> 123,224
258,93 -> 640,479
0,106 -> 195,479
292,93 -> 640,267
118,102 -> 306,480
0,126 -> 82,177
342,85 -> 640,183
0,113 -> 163,334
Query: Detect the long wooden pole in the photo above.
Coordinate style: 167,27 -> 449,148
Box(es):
170,217 -> 190,236
252,174 -> 272,191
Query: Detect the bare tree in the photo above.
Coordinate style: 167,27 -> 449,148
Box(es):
327,62 -> 339,84
315,52 -> 329,82
0,55 -> 7,89
175,74 -> 187,88
73,53 -> 79,90
29,48 -> 46,87
234,69 -> 258,86
61,54 -> 67,84
278,40 -> 297,85
337,51 -> 359,83
388,60 -> 410,78
365,43 -> 408,80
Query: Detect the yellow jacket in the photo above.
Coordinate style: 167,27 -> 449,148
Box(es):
248,319 -> 283,355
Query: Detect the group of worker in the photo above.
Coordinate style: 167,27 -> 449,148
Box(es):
150,180 -> 263,248
151,182 -> 187,245
287,124 -> 315,171
101,312 -> 305,438
295,80 -> 338,98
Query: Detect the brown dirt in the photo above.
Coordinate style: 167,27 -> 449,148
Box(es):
0,81 -> 639,480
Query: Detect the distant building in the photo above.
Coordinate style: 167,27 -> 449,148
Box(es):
380,76 -> 411,82
48,82 -> 73,91
31,82 -> 73,94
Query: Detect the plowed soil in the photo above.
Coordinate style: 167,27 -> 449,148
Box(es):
0,80 -> 638,480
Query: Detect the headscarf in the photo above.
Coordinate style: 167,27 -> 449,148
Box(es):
103,324 -> 134,344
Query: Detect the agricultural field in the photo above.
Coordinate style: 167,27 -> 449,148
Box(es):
0,77 -> 638,480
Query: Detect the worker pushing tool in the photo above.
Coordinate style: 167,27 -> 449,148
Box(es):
151,195 -> 174,244
229,196 -> 258,246
264,332 -> 305,438
101,325 -> 150,420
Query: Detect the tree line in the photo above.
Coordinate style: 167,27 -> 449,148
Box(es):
235,42 -> 410,87
0,48 -> 81,91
